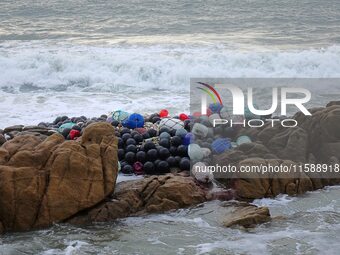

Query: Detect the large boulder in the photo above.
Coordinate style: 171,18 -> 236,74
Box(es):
239,125 -> 309,163
215,103 -> 340,200
0,122 -> 118,233
222,201 -> 271,228
68,174 -> 207,225
295,104 -> 340,162
232,158 -> 314,199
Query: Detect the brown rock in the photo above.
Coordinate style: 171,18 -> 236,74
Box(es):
4,125 -> 24,133
222,202 -> 271,228
0,134 -> 6,146
21,129 -> 56,136
22,125 -> 48,131
295,105 -> 340,162
14,131 -> 48,140
0,122 -> 118,233
231,158 -> 314,200
326,101 -> 340,107
68,174 -> 207,225
215,103 -> 340,200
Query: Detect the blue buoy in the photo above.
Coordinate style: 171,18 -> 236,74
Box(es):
123,113 -> 145,129
211,138 -> 231,154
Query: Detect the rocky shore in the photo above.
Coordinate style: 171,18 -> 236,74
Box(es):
1,101 -> 340,235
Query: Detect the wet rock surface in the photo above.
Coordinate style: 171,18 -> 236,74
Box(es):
0,122 -> 118,233
222,201 -> 271,228
214,103 -> 340,200
68,174 -> 207,225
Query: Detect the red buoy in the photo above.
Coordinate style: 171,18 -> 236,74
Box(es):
69,129 -> 80,140
159,109 -> 169,118
179,113 -> 189,121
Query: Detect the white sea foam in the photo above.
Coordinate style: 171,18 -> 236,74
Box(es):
41,240 -> 89,255
1,44 -> 340,94
1,43 -> 340,127
123,214 -> 212,228
252,194 -> 297,207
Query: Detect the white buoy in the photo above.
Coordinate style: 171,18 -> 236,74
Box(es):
191,162 -> 214,183
192,123 -> 209,138
159,118 -> 184,130
236,135 -> 252,145
188,144 -> 204,161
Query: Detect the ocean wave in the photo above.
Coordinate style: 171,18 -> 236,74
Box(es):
1,44 -> 340,93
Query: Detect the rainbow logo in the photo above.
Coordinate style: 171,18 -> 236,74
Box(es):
196,82 -> 223,106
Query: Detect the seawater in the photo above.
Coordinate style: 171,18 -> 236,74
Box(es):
1,186 -> 340,255
0,1 -> 340,254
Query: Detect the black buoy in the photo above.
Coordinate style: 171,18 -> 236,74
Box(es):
72,125 -> 81,131
61,116 -> 68,122
125,144 -> 137,153
148,113 -> 159,122
159,138 -> 170,148
117,138 -> 124,148
175,156 -> 182,165
62,128 -> 71,139
120,160 -> 128,169
111,120 -> 119,127
142,132 -> 150,139
147,148 -> 158,161
125,151 -> 136,164
170,129 -> 177,137
151,116 -> 161,123
118,149 -> 125,161
158,160 -> 170,173
154,159 -> 161,168
122,164 -> 134,174
159,126 -> 171,134
144,141 -> 156,151
143,161 -> 156,175
133,134 -> 143,144
179,157 -> 190,171
53,116 -> 62,125
130,131 -> 139,137
177,145 -> 188,157
120,128 -> 131,135
184,119 -> 191,131
159,132 -> 171,140
148,128 -> 157,137
126,138 -> 136,146
122,133 -> 132,142
171,136 -> 182,147
158,147 -> 170,159
136,151 -> 146,163
166,156 -> 177,167
169,146 -> 177,156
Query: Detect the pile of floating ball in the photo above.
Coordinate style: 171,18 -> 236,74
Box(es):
51,106 -> 253,178
114,111 -> 192,175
